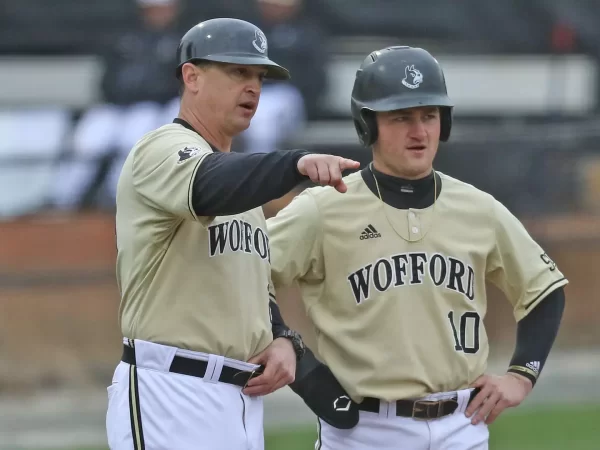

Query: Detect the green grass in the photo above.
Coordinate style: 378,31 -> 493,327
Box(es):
487,404 -> 600,450
52,404 -> 600,450
264,404 -> 600,450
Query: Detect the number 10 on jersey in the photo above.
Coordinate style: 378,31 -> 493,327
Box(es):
448,311 -> 481,354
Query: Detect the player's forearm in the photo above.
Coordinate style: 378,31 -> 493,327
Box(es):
191,149 -> 309,216
507,287 -> 565,386
269,299 -> 290,337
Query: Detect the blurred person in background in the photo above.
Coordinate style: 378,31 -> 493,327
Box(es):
50,0 -> 182,211
239,0 -> 327,154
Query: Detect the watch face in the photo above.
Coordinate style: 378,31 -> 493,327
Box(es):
286,331 -> 306,358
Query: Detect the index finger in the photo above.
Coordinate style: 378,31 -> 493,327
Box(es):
339,158 -> 360,170
465,386 -> 491,417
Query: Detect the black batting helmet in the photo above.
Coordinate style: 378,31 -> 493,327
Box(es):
176,18 -> 290,80
351,46 -> 453,147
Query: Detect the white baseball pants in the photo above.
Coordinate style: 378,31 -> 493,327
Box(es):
106,339 -> 264,450
317,388 -> 489,450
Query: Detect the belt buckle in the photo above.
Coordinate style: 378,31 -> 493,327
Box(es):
234,366 -> 264,389
411,400 -> 443,420
411,398 -> 458,420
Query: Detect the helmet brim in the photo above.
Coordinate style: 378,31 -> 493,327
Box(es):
191,54 -> 290,80
361,94 -> 454,112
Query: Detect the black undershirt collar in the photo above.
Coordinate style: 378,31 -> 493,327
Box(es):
361,164 -> 442,210
173,118 -> 218,153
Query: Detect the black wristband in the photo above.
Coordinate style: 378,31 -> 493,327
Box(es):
507,366 -> 539,386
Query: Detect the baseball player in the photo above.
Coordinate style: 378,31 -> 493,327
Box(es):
267,46 -> 568,449
105,18 -> 359,450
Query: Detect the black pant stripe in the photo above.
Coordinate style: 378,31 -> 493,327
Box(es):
239,393 -> 247,434
128,370 -> 137,450
128,365 -> 146,450
316,417 -> 322,450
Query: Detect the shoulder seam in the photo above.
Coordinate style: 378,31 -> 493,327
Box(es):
187,154 -> 209,219
490,196 -> 497,250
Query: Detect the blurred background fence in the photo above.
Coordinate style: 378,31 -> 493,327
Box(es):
0,0 -> 599,449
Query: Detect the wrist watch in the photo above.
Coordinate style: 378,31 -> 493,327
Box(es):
276,329 -> 306,360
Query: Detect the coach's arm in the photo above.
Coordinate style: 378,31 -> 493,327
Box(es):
191,150 -> 358,217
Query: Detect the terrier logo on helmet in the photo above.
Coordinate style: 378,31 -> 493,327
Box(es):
402,65 -> 423,89
252,30 -> 268,54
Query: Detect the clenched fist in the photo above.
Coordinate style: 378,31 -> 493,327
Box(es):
243,338 -> 297,396
297,154 -> 361,193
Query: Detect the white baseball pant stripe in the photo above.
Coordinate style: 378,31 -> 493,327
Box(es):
106,339 -> 265,450
316,388 -> 489,450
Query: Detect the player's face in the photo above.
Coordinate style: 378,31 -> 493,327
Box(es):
374,106 -> 441,179
196,63 -> 267,135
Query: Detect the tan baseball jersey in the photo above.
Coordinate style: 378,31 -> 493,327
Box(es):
115,123 -> 273,361
267,170 -> 568,402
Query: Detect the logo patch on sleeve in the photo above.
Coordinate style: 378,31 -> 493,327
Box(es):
177,146 -> 202,164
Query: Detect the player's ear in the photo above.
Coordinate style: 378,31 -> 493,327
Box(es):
181,63 -> 201,94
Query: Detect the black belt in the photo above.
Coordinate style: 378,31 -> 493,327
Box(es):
121,345 -> 263,388
359,388 -> 480,420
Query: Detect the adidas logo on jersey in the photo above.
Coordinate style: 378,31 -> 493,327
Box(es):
360,224 -> 381,240
526,361 -> 540,373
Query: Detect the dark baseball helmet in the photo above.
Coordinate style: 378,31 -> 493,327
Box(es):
351,46 -> 453,147
176,18 -> 290,80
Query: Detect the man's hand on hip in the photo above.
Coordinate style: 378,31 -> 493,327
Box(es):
243,338 -> 296,396
466,373 -> 533,425
297,154 -> 360,193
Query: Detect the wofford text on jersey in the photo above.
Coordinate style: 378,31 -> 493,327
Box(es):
348,252 -> 475,304
208,219 -> 270,261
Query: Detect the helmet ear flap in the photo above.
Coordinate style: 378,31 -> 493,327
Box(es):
354,109 -> 378,147
440,107 -> 453,142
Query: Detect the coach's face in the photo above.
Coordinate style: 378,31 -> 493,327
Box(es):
374,106 -> 440,179
194,62 -> 267,135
